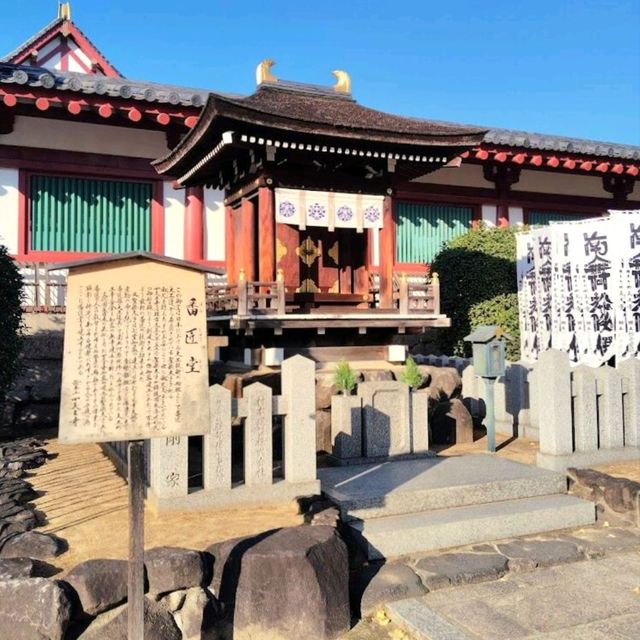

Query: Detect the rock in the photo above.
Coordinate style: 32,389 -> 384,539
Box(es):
0,531 -> 66,560
174,586 -> 220,640
423,366 -> 462,400
361,370 -> 394,382
415,552 -> 508,589
359,563 -> 427,617
0,557 -> 56,579
496,539 -> 583,571
64,558 -> 129,616
159,589 -> 187,613
315,376 -> 337,411
145,546 -> 206,596
430,399 -> 474,445
316,409 -> 332,453
231,525 -> 350,640
0,578 -> 72,640
78,597 -> 181,640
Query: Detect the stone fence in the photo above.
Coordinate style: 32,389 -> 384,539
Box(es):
533,350 -> 640,471
107,355 -> 320,510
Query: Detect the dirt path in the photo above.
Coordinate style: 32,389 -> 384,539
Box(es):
31,438 -> 303,574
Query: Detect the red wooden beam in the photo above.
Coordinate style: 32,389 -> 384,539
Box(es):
128,107 -> 142,123
627,165 -> 639,177
546,156 -> 560,168
379,196 -> 395,309
240,197 -> 256,281
225,205 -> 236,284
258,187 -> 275,282
460,151 -> 470,159
494,152 -> 508,162
98,104 -> 113,118
184,186 -> 204,261
185,116 -> 198,128
67,101 -> 82,115
156,113 -> 170,126
595,162 -> 609,173
530,155 -> 543,167
580,161 -> 593,171
563,159 -> 576,170
35,97 -> 49,111
611,163 -> 624,174
2,94 -> 17,108
512,153 -> 526,164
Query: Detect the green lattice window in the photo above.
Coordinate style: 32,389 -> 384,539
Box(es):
30,175 -> 152,252
395,202 -> 473,263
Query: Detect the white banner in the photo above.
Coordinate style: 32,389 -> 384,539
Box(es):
516,210 -> 640,365
275,188 -> 384,231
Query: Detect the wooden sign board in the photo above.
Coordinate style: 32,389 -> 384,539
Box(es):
59,256 -> 210,443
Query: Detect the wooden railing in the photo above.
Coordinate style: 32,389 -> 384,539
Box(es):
206,271 -> 286,316
393,272 -> 440,315
17,262 -> 67,313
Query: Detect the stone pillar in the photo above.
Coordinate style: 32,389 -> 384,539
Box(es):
148,436 -> 189,499
572,366 -> 598,452
618,358 -> 640,447
411,391 -> 430,453
204,384 -> 232,490
244,382 -> 273,487
537,350 -> 573,456
595,367 -> 624,449
331,395 -> 362,459
282,355 -> 316,483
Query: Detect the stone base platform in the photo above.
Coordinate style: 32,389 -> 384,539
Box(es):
147,479 -> 321,512
537,446 -> 640,472
319,456 -> 595,559
324,451 -> 436,468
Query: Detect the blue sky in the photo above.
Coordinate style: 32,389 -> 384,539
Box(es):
4,1 -> 640,144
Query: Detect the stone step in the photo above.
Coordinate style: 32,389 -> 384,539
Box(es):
348,494 -> 596,560
319,455 -> 567,521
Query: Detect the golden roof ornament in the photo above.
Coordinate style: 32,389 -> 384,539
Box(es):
58,2 -> 71,21
332,70 -> 351,94
256,59 -> 278,86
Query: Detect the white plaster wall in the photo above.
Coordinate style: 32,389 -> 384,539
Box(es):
71,42 -> 92,68
512,169 -> 608,198
0,168 -> 20,254
509,206 -> 524,226
163,182 -> 184,259
412,163 -> 488,188
481,204 -> 497,227
4,116 -> 169,158
67,55 -> 85,73
204,188 -> 225,262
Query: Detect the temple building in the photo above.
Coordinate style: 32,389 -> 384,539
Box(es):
1,4 -> 639,346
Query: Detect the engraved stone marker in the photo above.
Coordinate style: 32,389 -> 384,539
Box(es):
359,381 -> 411,457
204,385 -> 232,490
244,382 -> 273,486
58,255 -> 210,443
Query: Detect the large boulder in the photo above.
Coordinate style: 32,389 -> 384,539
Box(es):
0,531 -> 66,560
421,366 -> 462,400
0,557 -> 55,579
64,558 -> 129,616
78,598 -> 181,640
145,546 -> 206,596
173,586 -> 220,640
430,399 -> 474,445
226,526 -> 350,640
0,578 -> 73,640
316,409 -> 332,453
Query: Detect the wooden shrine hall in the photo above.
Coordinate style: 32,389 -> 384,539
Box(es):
154,62 -> 487,337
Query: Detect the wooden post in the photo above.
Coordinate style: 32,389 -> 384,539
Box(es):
184,186 -> 205,261
276,269 -> 286,315
399,272 -> 409,315
258,187 -> 275,283
431,272 -> 440,315
238,269 -> 248,315
241,197 -> 256,281
225,205 -> 236,284
379,195 -> 395,308
127,440 -> 145,640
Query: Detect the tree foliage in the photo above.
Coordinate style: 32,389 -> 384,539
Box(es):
334,358 -> 357,395
431,225 -> 520,359
399,355 -> 422,389
0,245 -> 24,398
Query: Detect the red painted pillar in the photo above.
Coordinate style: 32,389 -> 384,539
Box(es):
184,186 -> 204,261
258,187 -> 275,282
497,202 -> 510,227
225,205 -> 236,284
241,197 -> 256,281
379,195 -> 395,308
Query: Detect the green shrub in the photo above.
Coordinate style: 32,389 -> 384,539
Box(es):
431,225 -> 520,359
0,245 -> 24,398
334,358 -> 356,395
469,293 -> 520,361
399,355 -> 422,389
